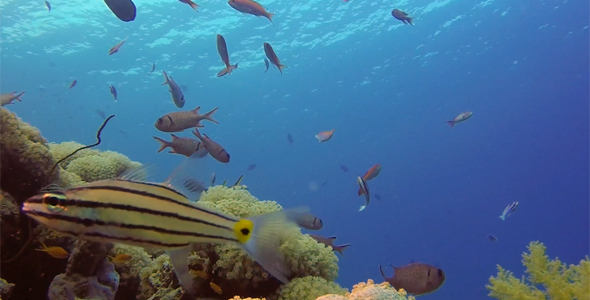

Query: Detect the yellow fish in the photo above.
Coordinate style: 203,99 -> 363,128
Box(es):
189,269 -> 208,279
210,281 -> 223,294
109,253 -> 132,264
35,241 -> 69,259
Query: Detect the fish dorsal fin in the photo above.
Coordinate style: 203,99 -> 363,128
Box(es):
192,106 -> 201,114
119,164 -> 154,182
327,236 -> 337,240
163,152 -> 215,202
232,175 -> 244,187
171,134 -> 179,140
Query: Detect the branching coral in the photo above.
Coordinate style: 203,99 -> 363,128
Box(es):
277,276 -> 347,300
487,241 -> 590,300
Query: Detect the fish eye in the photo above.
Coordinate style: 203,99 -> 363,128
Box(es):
438,269 -> 444,278
157,118 -> 163,125
42,193 -> 67,212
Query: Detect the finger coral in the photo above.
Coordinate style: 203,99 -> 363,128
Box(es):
487,241 -> 590,300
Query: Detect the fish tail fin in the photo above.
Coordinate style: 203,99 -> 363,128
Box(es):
278,64 -> 287,75
14,92 -> 24,101
203,107 -> 219,124
187,0 -> 199,10
192,129 -> 203,141
407,17 -> 413,25
162,71 -> 169,85
267,13 -> 274,24
379,264 -> 387,279
240,209 -> 305,283
446,121 -> 455,128
334,243 -> 351,256
359,205 -> 366,212
153,136 -> 171,153
499,215 -> 506,221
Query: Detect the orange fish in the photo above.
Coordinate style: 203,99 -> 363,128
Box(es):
209,281 -> 223,294
109,253 -> 132,264
190,269 -> 208,279
357,164 -> 382,195
216,34 -> 238,77
178,0 -> 199,10
35,241 -> 69,259
380,263 -> 445,296
108,38 -> 127,55
228,0 -> 273,23
315,129 -> 335,142
263,43 -> 286,74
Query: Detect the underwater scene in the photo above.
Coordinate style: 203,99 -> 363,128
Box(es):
0,0 -> 588,299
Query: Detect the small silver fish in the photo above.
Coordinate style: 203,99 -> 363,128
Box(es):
447,112 -> 473,128
357,176 -> 370,211
162,70 -> 185,108
499,201 -> 518,221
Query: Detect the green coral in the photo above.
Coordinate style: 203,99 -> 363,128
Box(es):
345,279 -> 411,300
0,108 -> 58,202
277,276 -> 347,300
487,241 -> 590,300
281,230 -> 339,281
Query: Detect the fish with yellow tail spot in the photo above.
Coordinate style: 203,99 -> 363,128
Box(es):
22,154 -> 308,296
35,241 -> 69,259
109,253 -> 133,264
210,281 -> 223,294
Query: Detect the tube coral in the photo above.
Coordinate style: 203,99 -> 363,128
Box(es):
487,241 -> 590,300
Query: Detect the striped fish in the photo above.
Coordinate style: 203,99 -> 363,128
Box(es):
22,160 -> 303,294
357,176 -> 370,211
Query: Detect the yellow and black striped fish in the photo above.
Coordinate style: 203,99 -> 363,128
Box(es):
23,169 -> 302,294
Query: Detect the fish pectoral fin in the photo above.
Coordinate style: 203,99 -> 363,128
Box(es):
119,164 -> 154,181
167,246 -> 195,296
163,154 -> 214,201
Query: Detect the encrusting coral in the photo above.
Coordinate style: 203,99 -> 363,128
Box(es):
487,241 -> 590,300
315,279 -> 412,300
277,276 -> 347,300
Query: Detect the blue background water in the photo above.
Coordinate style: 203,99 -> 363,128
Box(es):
1,0 -> 588,298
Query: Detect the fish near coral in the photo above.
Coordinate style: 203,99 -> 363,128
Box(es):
179,0 -> 199,10
210,281 -> 223,294
446,111 -> 472,128
153,134 -> 208,158
190,269 -> 208,279
35,241 -> 69,259
155,106 -> 219,132
315,129 -> 335,142
108,37 -> 127,55
22,156 -> 309,296
0,91 -> 24,106
294,213 -> 323,230
192,129 -> 230,163
263,43 -> 286,74
309,234 -> 351,256
228,0 -> 273,23
109,253 -> 132,264
162,70 -> 185,108
379,263 -> 445,296
216,34 -> 238,77
391,9 -> 413,25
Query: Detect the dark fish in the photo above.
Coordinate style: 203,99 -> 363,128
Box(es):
104,0 -> 136,22
294,213 -> 323,230
320,181 -> 328,189
109,84 -> 117,101
108,38 -> 127,55
155,106 -> 219,132
487,235 -> 497,242
216,34 -> 238,77
45,1 -> 51,12
263,43 -> 286,74
264,58 -> 269,73
380,263 -> 445,296
192,129 -> 230,163
247,164 -> 257,171
149,63 -> 156,74
391,9 -> 413,25
95,109 -> 106,119
374,193 -> 382,201
232,175 -> 244,187
309,235 -> 350,256
69,80 -> 77,89
211,172 -> 216,186
287,133 -> 294,145
339,165 -> 349,173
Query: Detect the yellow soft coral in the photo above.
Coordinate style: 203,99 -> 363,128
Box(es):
487,241 -> 590,300
278,276 -> 347,300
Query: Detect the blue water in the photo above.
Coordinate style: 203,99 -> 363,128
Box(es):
1,0 -> 588,298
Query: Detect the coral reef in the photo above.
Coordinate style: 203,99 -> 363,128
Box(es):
0,108 -> 57,203
48,240 -> 119,300
277,276 -> 347,300
487,241 -> 590,300
314,279 -> 412,300
0,278 -> 15,299
110,245 -> 153,300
